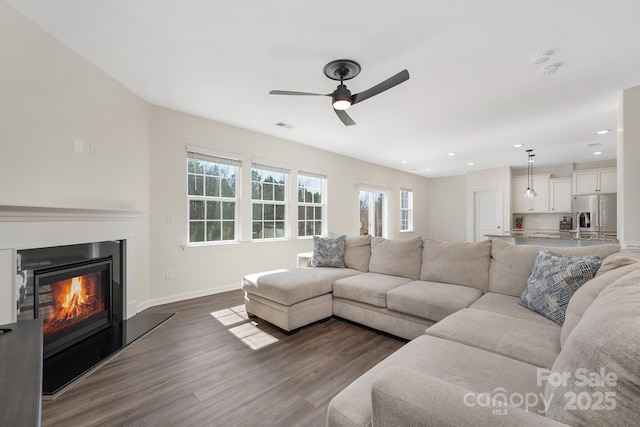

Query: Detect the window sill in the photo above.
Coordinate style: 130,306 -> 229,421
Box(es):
182,237 -> 310,251
182,241 -> 242,251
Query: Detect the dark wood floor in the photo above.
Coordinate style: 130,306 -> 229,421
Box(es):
42,290 -> 406,427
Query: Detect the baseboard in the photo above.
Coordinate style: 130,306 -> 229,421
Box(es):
623,240 -> 640,254
136,283 -> 242,312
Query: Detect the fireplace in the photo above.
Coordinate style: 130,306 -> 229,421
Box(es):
35,257 -> 113,358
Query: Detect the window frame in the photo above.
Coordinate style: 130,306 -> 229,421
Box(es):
400,189 -> 414,232
297,172 -> 327,238
251,163 -> 289,240
187,151 -> 241,245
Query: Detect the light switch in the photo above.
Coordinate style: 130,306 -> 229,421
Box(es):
73,138 -> 83,154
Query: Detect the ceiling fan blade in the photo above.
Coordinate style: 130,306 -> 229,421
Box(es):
334,108 -> 356,126
351,69 -> 409,105
269,90 -> 330,96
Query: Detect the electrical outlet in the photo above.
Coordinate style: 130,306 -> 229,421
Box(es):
165,269 -> 174,280
166,214 -> 174,224
89,144 -> 98,158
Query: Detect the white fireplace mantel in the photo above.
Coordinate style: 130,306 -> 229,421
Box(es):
0,204 -> 147,223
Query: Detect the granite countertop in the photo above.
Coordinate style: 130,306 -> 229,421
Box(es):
485,230 -> 618,242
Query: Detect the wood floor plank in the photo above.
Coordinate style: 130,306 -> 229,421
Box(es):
41,290 -> 406,427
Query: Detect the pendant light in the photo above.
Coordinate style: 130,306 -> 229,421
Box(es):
524,149 -> 537,198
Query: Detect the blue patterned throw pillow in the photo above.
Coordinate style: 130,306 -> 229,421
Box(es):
312,235 -> 346,268
519,249 -> 602,325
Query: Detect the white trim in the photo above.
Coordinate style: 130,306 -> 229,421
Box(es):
0,205 -> 146,222
622,240 -> 640,254
136,283 -> 242,312
252,162 -> 291,174
185,144 -> 242,164
356,183 -> 391,191
298,170 -> 327,180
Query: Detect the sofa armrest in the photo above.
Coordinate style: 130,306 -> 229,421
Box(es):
297,252 -> 313,268
371,367 -> 567,427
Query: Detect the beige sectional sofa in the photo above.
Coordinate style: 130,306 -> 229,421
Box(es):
242,236 -> 640,426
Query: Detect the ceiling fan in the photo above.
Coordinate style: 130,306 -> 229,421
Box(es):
269,59 -> 410,126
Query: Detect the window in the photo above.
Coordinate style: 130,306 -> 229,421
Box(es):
252,165 -> 288,239
297,173 -> 325,237
359,189 -> 385,237
187,151 -> 240,243
400,189 -> 413,232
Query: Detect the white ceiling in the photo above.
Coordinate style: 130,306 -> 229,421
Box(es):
7,0 -> 640,177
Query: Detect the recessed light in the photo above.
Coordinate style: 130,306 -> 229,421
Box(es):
513,143 -> 524,148
401,160 -> 408,164
425,168 -> 431,171
533,51 -> 552,64
467,162 -> 475,166
594,151 -> 603,155
448,152 -> 456,156
596,129 -> 610,135
541,63 -> 561,75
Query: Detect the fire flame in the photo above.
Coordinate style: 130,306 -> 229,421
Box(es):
43,272 -> 105,337
58,276 -> 88,320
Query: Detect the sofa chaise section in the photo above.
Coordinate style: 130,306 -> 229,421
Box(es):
242,267 -> 360,332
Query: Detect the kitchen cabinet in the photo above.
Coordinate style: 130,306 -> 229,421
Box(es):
573,168 -> 617,194
513,174 -> 550,213
550,178 -> 572,212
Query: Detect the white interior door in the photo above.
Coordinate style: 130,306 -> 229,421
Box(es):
474,189 -> 503,241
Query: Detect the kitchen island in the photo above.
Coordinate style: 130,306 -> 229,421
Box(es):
485,230 -> 618,247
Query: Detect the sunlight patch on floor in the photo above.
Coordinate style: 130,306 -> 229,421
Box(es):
229,322 -> 279,350
211,305 -> 279,350
210,305 -> 248,326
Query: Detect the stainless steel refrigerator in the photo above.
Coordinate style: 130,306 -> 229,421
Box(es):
572,194 -> 617,235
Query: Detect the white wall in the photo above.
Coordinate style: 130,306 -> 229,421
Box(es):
427,175 -> 466,241
0,2 -> 151,322
148,106 -> 430,303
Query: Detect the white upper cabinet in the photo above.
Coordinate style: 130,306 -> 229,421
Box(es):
513,174 -> 550,213
550,178 -> 572,212
573,168 -> 617,194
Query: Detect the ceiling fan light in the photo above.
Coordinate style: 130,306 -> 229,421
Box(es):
332,84 -> 352,110
333,99 -> 351,110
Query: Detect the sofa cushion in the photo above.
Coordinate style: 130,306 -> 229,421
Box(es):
311,234 -> 346,268
488,239 -> 620,297
386,280 -> 482,322
470,292 -> 560,327
561,262 -> 640,347
242,268 -> 359,306
519,250 -> 601,325
371,367 -> 568,427
420,238 -> 491,292
327,335 -> 546,427
369,236 -> 423,280
333,273 -> 411,308
344,235 -> 371,272
545,269 -> 640,427
594,249 -> 640,277
426,308 -> 561,368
